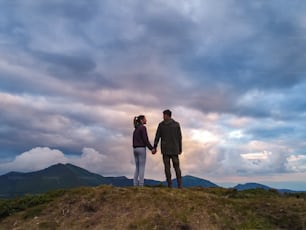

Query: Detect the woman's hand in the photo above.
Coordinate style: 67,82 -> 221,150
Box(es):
151,148 -> 157,155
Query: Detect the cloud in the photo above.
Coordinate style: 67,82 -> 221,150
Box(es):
1,0 -> 306,189
286,154 -> 306,172
241,151 -> 271,160
0,147 -> 130,176
0,147 -> 68,173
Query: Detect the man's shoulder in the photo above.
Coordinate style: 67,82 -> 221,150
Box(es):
171,119 -> 180,126
159,119 -> 180,126
158,121 -> 165,126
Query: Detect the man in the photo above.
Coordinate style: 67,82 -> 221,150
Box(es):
154,109 -> 182,188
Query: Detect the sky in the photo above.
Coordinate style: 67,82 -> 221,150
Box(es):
1,0 -> 306,190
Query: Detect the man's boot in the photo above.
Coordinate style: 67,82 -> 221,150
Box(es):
167,178 -> 172,188
177,177 -> 182,189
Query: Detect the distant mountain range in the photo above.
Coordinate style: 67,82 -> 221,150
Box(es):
234,183 -> 271,191
233,183 -> 299,194
0,163 -> 300,198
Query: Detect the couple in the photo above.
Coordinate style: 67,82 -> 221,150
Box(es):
132,109 -> 182,188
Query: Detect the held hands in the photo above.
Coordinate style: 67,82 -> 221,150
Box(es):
151,148 -> 157,155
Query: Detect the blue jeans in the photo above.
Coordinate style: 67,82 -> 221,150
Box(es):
133,147 -> 146,186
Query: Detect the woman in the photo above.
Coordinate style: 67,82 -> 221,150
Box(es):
132,115 -> 156,187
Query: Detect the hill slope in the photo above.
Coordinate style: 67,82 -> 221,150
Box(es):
0,163 -> 109,198
0,164 -> 218,198
0,186 -> 305,229
234,183 -> 271,191
174,175 -> 219,188
0,163 -> 162,198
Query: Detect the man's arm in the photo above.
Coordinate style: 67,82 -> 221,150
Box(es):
154,124 -> 161,148
178,124 -> 182,154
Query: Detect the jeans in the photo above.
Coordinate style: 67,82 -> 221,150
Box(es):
133,147 -> 146,186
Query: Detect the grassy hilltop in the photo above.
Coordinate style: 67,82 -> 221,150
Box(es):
0,186 -> 306,230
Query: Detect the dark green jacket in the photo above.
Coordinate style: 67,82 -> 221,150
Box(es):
154,119 -> 182,155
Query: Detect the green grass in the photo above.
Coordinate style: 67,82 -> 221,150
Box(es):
0,186 -> 305,229
0,189 -> 68,219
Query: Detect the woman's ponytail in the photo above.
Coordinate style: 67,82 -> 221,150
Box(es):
133,115 -> 145,128
133,116 -> 139,128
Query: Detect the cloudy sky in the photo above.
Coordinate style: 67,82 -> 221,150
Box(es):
1,0 -> 306,190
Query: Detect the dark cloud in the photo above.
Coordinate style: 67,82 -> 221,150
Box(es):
1,0 -> 306,189
34,51 -> 96,74
136,6 -> 196,55
245,126 -> 295,140
34,1 -> 100,21
179,1 -> 306,94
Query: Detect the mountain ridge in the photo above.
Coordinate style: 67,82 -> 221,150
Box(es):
234,182 -> 271,191
0,163 -> 302,198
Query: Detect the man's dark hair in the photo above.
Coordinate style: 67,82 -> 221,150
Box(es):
163,109 -> 172,117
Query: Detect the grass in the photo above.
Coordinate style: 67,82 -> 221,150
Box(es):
0,186 -> 305,229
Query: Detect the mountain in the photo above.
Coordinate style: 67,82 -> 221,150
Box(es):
0,163 -> 302,198
0,163 -> 163,198
171,175 -> 219,188
0,164 -> 218,198
234,183 -> 272,191
0,163 -> 108,198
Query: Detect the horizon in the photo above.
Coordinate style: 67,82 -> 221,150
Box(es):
1,162 -> 305,192
1,1 -> 306,191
